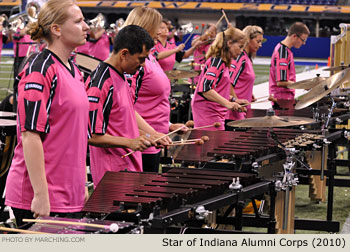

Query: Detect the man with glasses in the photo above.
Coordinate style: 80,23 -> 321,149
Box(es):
268,22 -> 310,109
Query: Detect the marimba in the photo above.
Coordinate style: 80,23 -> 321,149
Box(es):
83,168 -> 274,233
173,129 -> 325,178
84,169 -> 257,216
169,128 -> 346,233
12,216 -> 137,234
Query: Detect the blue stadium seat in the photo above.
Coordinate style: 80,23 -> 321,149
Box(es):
326,0 -> 337,5
280,0 -> 290,4
171,0 -> 336,3
184,0 -> 335,3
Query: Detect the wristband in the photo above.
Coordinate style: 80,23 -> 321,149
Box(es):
230,97 -> 236,102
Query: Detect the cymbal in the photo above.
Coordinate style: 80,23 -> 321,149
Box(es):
173,80 -> 192,85
295,68 -> 350,110
323,65 -> 349,71
165,70 -> 199,80
227,115 -> 315,128
287,76 -> 326,89
178,62 -> 202,68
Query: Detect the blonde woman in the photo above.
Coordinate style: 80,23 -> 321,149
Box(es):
124,7 -> 188,172
226,25 -> 264,123
5,0 -> 90,226
191,27 -> 247,131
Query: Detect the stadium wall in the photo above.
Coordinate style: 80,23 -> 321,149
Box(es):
181,34 -> 330,59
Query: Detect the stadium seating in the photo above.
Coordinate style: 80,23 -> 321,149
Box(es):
152,0 -> 338,5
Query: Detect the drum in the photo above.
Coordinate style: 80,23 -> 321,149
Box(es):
74,52 -> 101,75
0,119 -> 17,215
0,119 -> 16,177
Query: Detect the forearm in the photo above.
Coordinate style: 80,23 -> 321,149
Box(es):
90,29 -> 105,40
191,36 -> 201,46
202,89 -> 231,108
135,111 -> 157,135
230,86 -> 237,99
157,48 -> 178,60
88,133 -> 133,148
183,46 -> 196,59
277,80 -> 293,88
22,131 -> 48,198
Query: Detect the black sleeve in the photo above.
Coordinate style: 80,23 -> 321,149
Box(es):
2,35 -> 8,44
175,51 -> 185,63
0,94 -> 14,112
232,60 -> 246,88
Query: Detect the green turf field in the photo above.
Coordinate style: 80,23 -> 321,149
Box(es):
253,64 -> 306,85
0,56 -> 307,100
0,56 -> 14,101
1,55 -> 349,233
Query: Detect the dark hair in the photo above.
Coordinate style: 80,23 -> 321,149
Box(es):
113,25 -> 154,54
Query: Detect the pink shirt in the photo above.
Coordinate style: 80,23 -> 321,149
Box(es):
6,49 -> 89,213
168,36 -> 176,44
86,62 -> 142,187
12,33 -> 35,57
269,43 -> 296,100
191,57 -> 232,131
89,33 -> 110,61
152,40 -> 176,71
128,54 -> 171,154
76,42 -> 90,55
192,35 -> 211,84
226,51 -> 255,120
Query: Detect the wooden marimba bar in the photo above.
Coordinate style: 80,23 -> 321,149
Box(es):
83,169 -> 258,220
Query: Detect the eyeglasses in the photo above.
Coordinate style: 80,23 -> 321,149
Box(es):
297,34 -> 307,44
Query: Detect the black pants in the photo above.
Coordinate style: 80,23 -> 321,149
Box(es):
225,119 -> 235,131
13,56 -> 25,79
11,207 -> 83,228
142,152 -> 161,173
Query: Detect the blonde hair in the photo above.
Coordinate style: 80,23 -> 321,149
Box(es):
243,25 -> 264,41
123,6 -> 162,39
206,27 -> 247,67
27,0 -> 76,43
243,25 -> 264,58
